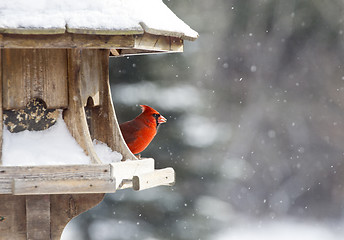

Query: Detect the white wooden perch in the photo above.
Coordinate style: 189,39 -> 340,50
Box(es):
0,159 -> 175,195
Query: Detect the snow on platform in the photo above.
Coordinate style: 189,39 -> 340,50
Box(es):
2,112 -> 122,166
0,0 -> 198,40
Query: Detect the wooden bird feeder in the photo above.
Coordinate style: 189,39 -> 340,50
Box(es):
0,1 -> 198,239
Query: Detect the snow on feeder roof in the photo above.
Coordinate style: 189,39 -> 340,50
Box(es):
0,0 -> 198,40
0,0 -> 198,45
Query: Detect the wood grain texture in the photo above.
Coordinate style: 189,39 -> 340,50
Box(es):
0,49 -> 2,165
79,49 -> 103,106
0,164 -> 111,194
132,167 -> 175,191
0,164 -> 110,178
26,195 -> 50,240
0,195 -> 27,240
66,27 -> 143,36
0,194 -> 105,240
0,179 -> 14,194
134,33 -> 183,52
114,33 -> 184,56
0,33 -> 135,49
2,49 -> 68,109
13,177 -> 116,195
0,28 -> 65,35
64,49 -> 101,164
50,193 -> 105,240
115,49 -> 168,56
0,27 -> 143,36
85,49 -> 137,161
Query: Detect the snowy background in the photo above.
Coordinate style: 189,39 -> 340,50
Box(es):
62,0 -> 344,239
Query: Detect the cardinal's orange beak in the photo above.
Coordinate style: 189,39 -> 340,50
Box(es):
158,115 -> 167,124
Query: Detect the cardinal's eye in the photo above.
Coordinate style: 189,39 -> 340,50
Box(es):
152,113 -> 160,127
152,113 -> 160,119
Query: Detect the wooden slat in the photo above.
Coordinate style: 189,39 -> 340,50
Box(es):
0,164 -> 111,195
0,164 -> 110,178
132,167 -> 175,191
0,179 -> 12,194
110,49 -> 120,56
13,177 -> 116,195
113,34 -> 184,56
79,49 -> 102,106
26,195 -> 50,240
0,28 -> 65,35
2,49 -> 68,109
87,49 -> 137,161
0,49 -> 2,165
111,158 -> 154,189
116,49 -> 167,56
0,33 -> 135,49
66,27 -> 143,36
134,33 -> 183,52
0,195 -> 27,239
50,193 -> 105,240
0,27 -> 143,36
64,49 -> 102,164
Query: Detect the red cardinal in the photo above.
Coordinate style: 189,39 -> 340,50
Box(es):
119,105 -> 167,154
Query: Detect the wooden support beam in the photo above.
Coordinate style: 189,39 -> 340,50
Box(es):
67,27 -> 143,36
50,193 -> 105,240
0,164 -> 111,195
0,164 -> 111,178
115,49 -> 169,56
0,33 -> 135,49
87,49 -> 137,161
0,195 -> 27,239
26,195 -> 50,240
112,34 -> 184,56
79,49 -> 102,106
0,33 -> 184,54
13,177 -> 116,195
133,33 -> 183,52
110,49 -> 120,56
0,49 -> 2,165
64,49 -> 102,164
132,167 -> 175,191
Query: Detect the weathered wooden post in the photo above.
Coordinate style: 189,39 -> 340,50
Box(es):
0,1 -> 197,239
